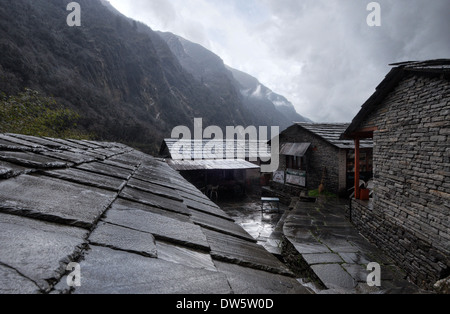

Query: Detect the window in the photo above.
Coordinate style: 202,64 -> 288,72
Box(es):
286,155 -> 302,170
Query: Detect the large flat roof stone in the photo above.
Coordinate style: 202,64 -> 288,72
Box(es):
73,246 -> 232,294
0,175 -> 117,228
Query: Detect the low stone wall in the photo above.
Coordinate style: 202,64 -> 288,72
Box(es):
349,199 -> 449,289
267,181 -> 307,204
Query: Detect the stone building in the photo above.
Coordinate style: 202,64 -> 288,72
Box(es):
273,123 -> 372,196
343,60 -> 450,288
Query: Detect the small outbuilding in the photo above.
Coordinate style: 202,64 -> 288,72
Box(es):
273,123 -> 373,196
159,139 -> 270,198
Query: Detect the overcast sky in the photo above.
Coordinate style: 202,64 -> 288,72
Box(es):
108,0 -> 450,123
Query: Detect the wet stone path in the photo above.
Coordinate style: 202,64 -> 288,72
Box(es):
219,196 -> 428,294
284,197 -> 427,294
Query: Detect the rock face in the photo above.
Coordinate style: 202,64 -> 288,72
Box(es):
158,31 -> 311,131
0,132 -> 310,294
0,0 -> 312,154
0,0 -> 251,154
227,66 -> 312,129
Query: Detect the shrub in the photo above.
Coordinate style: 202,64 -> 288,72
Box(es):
0,88 -> 91,139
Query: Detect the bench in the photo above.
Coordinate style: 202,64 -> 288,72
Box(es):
261,197 -> 280,213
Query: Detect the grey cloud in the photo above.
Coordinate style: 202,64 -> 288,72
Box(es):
259,0 -> 450,122
110,0 -> 449,123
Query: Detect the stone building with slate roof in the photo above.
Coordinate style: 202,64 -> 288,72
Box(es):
273,123 -> 373,196
0,133 -> 309,294
342,60 -> 450,288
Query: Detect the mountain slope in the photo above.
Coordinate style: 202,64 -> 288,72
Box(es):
0,0 -> 251,153
158,32 -> 311,131
227,67 -> 312,125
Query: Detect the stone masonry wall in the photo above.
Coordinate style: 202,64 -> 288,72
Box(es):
352,74 -> 450,288
279,126 -> 344,195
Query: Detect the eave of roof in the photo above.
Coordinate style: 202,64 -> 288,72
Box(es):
293,123 -> 373,149
167,158 -> 260,171
343,59 -> 450,138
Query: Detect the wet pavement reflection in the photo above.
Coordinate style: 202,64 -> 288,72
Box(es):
218,196 -> 287,256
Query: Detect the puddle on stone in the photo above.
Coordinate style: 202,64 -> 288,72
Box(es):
217,196 -> 284,248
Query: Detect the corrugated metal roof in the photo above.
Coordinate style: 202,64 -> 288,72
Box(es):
167,159 -> 260,171
163,139 -> 271,160
280,142 -> 311,157
295,123 -> 373,149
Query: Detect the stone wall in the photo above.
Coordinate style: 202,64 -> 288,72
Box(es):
352,74 -> 450,288
278,126 -> 345,195
268,181 -> 307,204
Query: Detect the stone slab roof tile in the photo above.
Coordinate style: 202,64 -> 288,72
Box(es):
40,150 -> 96,165
8,133 -> 71,150
76,161 -> 133,180
107,153 -> 144,167
0,264 -> 41,294
89,221 -> 158,258
103,207 -> 210,251
295,123 -> 373,149
71,246 -> 232,294
43,137 -> 92,151
110,198 -> 191,224
202,228 -> 293,276
0,160 -> 28,179
214,261 -> 310,294
183,198 -> 232,221
0,174 -> 117,229
43,168 -> 126,192
119,186 -> 191,216
0,134 -> 46,150
126,177 -> 184,203
0,151 -> 70,169
101,158 -> 138,171
0,212 -> 87,292
155,241 -> 216,272
190,209 -> 256,242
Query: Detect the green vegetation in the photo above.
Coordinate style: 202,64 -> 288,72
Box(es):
308,189 -> 337,198
0,89 -> 91,139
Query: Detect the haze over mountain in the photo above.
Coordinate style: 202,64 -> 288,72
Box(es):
0,0 -> 310,153
226,66 -> 312,125
158,31 -> 311,130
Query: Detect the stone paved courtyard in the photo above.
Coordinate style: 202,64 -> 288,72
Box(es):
219,195 -> 430,294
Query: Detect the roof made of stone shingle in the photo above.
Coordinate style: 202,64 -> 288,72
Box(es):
344,59 -> 450,137
0,133 -> 309,294
294,123 -> 373,149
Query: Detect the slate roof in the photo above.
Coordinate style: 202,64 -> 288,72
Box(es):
160,139 -> 272,161
294,123 -> 373,149
0,133 -> 308,294
343,59 -> 450,137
